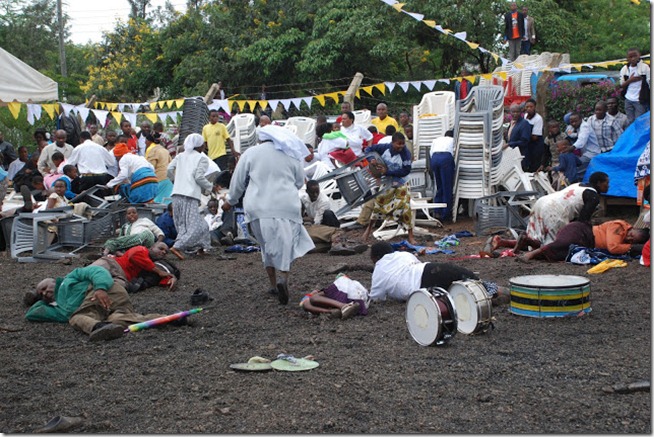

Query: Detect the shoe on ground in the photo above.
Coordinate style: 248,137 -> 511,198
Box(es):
277,280 -> 289,305
268,287 -> 278,296
219,232 -> 235,246
89,323 -> 125,342
341,302 -> 360,319
34,415 -> 84,433
328,245 -> 357,256
190,288 -> 212,306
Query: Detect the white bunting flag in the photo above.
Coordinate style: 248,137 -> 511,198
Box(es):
26,104 -> 42,125
290,98 -> 304,110
280,99 -> 293,112
384,82 -> 396,93
92,109 -> 109,127
301,97 -> 313,109
123,112 -> 137,128
60,103 -> 75,115
397,82 -> 411,93
402,11 -> 425,21
410,81 -> 422,92
422,80 -> 436,91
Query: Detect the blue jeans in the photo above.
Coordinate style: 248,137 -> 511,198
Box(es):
430,152 -> 455,221
625,99 -> 650,125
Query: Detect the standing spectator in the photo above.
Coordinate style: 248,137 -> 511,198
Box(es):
202,109 -> 238,171
136,122 -> 152,157
606,97 -> 629,131
0,131 -> 17,171
503,2 -> 525,62
568,112 -> 601,181
398,111 -> 412,137
523,98 -> 545,172
222,125 -> 314,305
37,129 -> 74,176
371,103 -> 399,136
503,103 -> 532,171
620,48 -> 651,125
454,69 -> 473,101
153,122 -> 176,158
429,130 -> 455,222
89,124 -> 105,146
587,101 -> 623,154
340,101 -> 353,113
166,133 -> 214,259
520,6 -> 536,55
119,120 -> 139,155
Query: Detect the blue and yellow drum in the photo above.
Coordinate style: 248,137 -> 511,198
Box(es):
509,274 -> 591,318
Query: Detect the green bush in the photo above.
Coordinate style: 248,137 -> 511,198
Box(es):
545,78 -> 624,122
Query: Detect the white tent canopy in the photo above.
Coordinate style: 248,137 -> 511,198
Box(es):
0,47 -> 58,103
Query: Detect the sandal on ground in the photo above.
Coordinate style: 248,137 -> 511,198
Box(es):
340,302 -> 360,319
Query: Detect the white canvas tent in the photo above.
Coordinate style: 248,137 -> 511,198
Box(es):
0,46 -> 58,102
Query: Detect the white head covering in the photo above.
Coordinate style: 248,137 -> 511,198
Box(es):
256,125 -> 309,161
183,133 -> 204,152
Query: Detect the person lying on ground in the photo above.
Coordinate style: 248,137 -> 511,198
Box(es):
369,241 -> 508,304
24,265 -> 170,342
299,275 -> 368,319
103,206 -> 166,256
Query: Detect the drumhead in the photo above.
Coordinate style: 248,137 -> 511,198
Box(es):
509,274 -> 590,288
406,289 -> 441,346
449,282 -> 481,334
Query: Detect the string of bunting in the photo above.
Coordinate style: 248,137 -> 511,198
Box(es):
2,56 -> 647,125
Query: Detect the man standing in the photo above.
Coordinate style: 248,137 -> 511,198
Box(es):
37,129 -> 74,176
520,6 -> 536,55
66,131 -> 116,192
503,103 -> 532,171
606,97 -> 629,131
454,69 -> 473,101
0,131 -> 17,170
136,121 -> 152,156
429,130 -> 455,222
202,109 -> 238,171
503,2 -> 525,62
89,124 -> 105,146
340,111 -> 373,157
523,98 -> 545,172
371,103 -> 399,136
620,48 -> 650,125
587,101 -> 623,154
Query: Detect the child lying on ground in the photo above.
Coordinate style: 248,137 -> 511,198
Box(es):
300,274 -> 369,319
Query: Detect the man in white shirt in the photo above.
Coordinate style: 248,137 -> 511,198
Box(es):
587,101 -> 623,153
300,180 -> 339,227
523,98 -> 545,172
619,48 -> 650,125
369,241 -> 496,302
429,130 -> 455,222
568,113 -> 602,181
38,129 -> 74,175
136,122 -> 152,156
339,111 -> 373,157
66,131 -> 116,192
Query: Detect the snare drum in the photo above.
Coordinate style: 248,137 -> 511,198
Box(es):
509,274 -> 591,318
449,280 -> 493,334
405,288 -> 458,346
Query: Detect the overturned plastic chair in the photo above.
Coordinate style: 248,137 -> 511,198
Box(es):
313,152 -> 392,216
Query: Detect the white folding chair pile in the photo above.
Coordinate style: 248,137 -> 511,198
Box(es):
352,109 -> 372,128
285,116 -> 316,147
226,113 -> 257,153
412,91 -> 455,161
452,86 -> 505,222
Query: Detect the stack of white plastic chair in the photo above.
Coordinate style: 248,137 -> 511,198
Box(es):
411,91 -> 455,162
285,116 -> 316,147
352,109 -> 372,128
451,85 -> 505,222
226,113 -> 257,154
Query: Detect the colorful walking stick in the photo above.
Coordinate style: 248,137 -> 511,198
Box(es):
124,308 -> 203,333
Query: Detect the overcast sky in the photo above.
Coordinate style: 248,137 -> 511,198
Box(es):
65,0 -> 187,45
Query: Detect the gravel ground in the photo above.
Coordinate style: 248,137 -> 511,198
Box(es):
0,208 -> 650,434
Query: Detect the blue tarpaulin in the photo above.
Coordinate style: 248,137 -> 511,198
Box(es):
582,111 -> 650,198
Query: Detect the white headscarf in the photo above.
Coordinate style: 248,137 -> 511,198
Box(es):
256,125 -> 309,161
183,133 -> 204,152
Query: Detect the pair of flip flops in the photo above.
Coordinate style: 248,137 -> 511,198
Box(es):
230,355 -> 319,372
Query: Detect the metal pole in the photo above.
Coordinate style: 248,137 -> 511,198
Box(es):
57,0 -> 67,78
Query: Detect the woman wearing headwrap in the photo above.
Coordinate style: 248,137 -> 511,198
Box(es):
106,143 -> 159,203
144,133 -> 173,204
222,125 -> 315,305
166,133 -> 214,259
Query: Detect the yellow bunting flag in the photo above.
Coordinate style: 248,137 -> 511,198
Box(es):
361,86 -> 375,96
442,28 -> 452,34
571,63 -> 583,71
145,113 -> 159,124
491,53 -> 500,63
41,104 -> 57,119
258,100 -> 268,110
631,0 -> 641,5
111,112 -> 123,122
498,72 -> 508,80
454,77 -> 463,83
149,102 -> 157,111
165,100 -> 175,109
315,95 -> 326,107
464,75 -> 476,84
482,73 -> 493,80
373,83 -> 386,95
324,92 -> 340,103
156,101 -> 165,109
246,100 -> 257,110
7,102 -> 21,119
175,99 -> 184,109
106,103 -> 118,112
466,41 -> 480,50
355,90 -> 361,99
422,19 -> 436,28
391,3 -> 405,12
236,100 -> 248,112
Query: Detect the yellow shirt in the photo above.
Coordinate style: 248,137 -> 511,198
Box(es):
371,116 -> 399,135
146,144 -> 172,181
202,122 -> 231,160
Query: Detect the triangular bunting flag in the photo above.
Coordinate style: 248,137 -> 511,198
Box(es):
92,109 -> 109,127
258,100 -> 269,110
207,101 -> 221,110
373,83 -> 386,95
123,112 -> 137,128
117,104 -> 127,112
26,104 -> 42,125
110,111 -> 123,123
7,102 -> 21,119
466,41 -> 480,50
482,73 -> 493,80
60,103 -> 75,115
41,104 -> 57,119
491,53 -> 500,63
422,19 -> 436,27
175,99 -> 184,109
314,95 -> 326,107
397,82 -> 411,93
438,79 -> 450,85
435,25 -> 444,33
236,100 -> 248,112
336,91 -> 346,97
290,98 -> 303,110
246,100 -> 257,110
361,85 -> 375,96
149,102 -> 157,111
164,100 -> 174,109
410,81 -> 422,92
77,107 -> 90,123
324,92 -> 340,103
422,80 -> 436,91
454,31 -> 467,40
464,75 -> 476,84
391,3 -> 405,12
145,113 -> 159,124
498,72 -> 508,80
384,82 -> 396,93
280,99 -> 293,111
267,100 -> 280,111
380,0 -> 398,5
157,101 -> 165,109
107,103 -> 118,112
301,97 -> 313,108
402,11 -> 424,21
355,90 -> 361,99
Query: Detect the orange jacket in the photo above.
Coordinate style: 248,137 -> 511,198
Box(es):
592,220 -> 632,255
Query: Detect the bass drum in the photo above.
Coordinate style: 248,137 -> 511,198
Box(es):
405,287 -> 458,346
